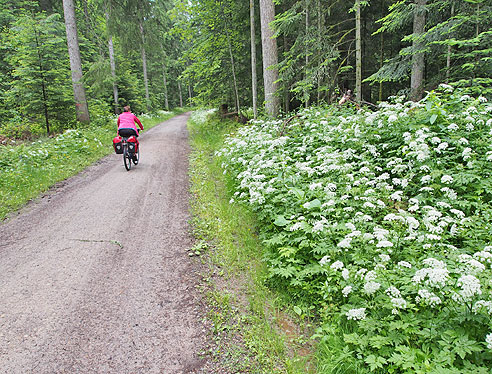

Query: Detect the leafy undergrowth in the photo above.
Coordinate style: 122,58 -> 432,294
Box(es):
217,87 -> 492,373
0,109 -> 182,220
188,110 -> 311,374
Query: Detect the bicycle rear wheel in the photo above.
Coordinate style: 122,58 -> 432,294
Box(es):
123,149 -> 132,171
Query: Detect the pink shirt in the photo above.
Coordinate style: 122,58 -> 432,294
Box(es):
117,112 -> 143,131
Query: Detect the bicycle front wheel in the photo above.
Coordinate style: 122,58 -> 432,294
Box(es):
123,149 -> 132,171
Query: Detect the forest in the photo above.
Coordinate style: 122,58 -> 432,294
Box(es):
0,0 -> 490,140
1,0 -> 492,372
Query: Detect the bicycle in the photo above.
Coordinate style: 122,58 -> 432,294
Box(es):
121,136 -> 139,171
113,131 -> 141,171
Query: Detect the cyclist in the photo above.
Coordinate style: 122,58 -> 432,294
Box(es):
117,105 -> 144,138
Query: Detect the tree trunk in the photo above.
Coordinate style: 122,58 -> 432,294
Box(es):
305,0 -> 309,108
160,45 -> 169,111
33,26 -> 50,134
162,65 -> 169,111
317,0 -> 322,104
225,25 -> 240,112
188,84 -> 192,104
178,81 -> 183,107
355,0 -> 362,103
409,0 -> 427,101
106,11 -> 119,114
108,35 -> 119,113
446,3 -> 454,83
379,0 -> 384,101
62,0 -> 90,124
250,0 -> 258,119
139,21 -> 150,111
259,0 -> 280,117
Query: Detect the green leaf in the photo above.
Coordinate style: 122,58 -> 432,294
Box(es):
365,354 -> 387,371
274,215 -> 289,227
306,198 -> 321,210
429,114 -> 438,124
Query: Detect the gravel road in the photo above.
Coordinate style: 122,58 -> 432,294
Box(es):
0,113 -> 208,373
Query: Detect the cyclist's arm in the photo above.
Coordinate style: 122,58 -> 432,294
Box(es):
135,116 -> 144,130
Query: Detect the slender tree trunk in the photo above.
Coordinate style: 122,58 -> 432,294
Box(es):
178,81 -> 183,107
62,0 -> 90,124
259,0 -> 280,117
162,65 -> 169,111
188,84 -> 192,104
445,3 -> 454,83
317,0 -> 322,104
108,35 -> 119,113
355,0 -> 362,103
283,34 -> 290,113
160,45 -> 169,111
305,0 -> 309,107
225,25 -> 240,112
379,0 -> 384,101
409,0 -> 427,101
139,21 -> 150,111
250,0 -> 258,119
33,25 -> 50,134
106,11 -> 119,114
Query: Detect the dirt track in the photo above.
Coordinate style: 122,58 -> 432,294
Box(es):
0,113 -> 208,373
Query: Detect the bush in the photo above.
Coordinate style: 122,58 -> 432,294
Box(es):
217,86 -> 492,373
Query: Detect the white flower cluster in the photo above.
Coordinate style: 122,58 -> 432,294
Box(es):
215,91 -> 492,342
346,308 -> 367,320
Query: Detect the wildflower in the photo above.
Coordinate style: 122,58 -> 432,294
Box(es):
377,240 -> 394,248
346,308 -> 366,321
421,175 -> 432,184
319,255 -> 330,266
346,222 -> 356,231
458,254 -> 486,273
342,269 -> 350,280
473,300 -> 492,315
416,289 -> 442,307
342,286 -> 353,297
486,334 -> 492,350
448,123 -> 459,131
337,238 -> 352,248
325,183 -> 337,191
391,297 -> 407,313
374,228 -> 389,240
379,254 -> 390,263
365,271 -> 377,281
435,142 -> 448,153
390,191 -> 403,201
312,219 -> 326,233
357,268 -> 368,279
331,261 -> 344,270
388,114 -> 398,123
397,261 -> 412,269
474,250 -> 492,263
441,175 -> 453,184
462,147 -> 472,160
454,275 -> 482,302
309,182 -> 323,190
386,286 -> 401,298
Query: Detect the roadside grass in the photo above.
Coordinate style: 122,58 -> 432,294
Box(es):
188,110 -> 313,373
0,109 -> 184,220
